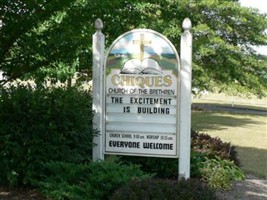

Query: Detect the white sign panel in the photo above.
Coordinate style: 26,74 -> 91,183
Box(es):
105,29 -> 180,157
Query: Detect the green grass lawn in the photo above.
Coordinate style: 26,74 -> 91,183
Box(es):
191,107 -> 267,178
193,93 -> 267,110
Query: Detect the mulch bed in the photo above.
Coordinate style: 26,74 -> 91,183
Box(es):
0,186 -> 49,200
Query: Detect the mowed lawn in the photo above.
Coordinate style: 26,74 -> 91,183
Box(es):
191,94 -> 267,178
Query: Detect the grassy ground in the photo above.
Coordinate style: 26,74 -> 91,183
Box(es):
193,93 -> 267,110
192,93 -> 267,178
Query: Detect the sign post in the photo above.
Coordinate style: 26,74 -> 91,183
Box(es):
179,18 -> 192,179
92,19 -> 105,161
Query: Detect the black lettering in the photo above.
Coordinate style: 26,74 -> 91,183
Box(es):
109,141 -> 140,148
123,106 -> 131,113
137,107 -> 170,114
143,143 -> 173,150
111,97 -> 123,103
129,98 -> 172,105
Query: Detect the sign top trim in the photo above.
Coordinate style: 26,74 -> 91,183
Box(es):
105,29 -> 180,76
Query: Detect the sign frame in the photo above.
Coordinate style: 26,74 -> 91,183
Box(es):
104,29 -> 181,158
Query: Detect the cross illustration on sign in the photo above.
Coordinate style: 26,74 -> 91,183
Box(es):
133,33 -> 152,61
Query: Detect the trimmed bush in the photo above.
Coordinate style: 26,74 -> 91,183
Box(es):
110,178 -> 218,200
0,84 -> 96,186
191,130 -> 239,166
119,156 -> 178,179
38,160 -> 152,200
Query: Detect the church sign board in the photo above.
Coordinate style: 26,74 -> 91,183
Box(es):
104,29 -> 180,157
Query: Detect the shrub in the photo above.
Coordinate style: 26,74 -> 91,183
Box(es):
199,156 -> 245,190
0,84 -> 96,186
38,159 -> 152,200
190,151 -> 207,178
191,130 -> 239,166
191,135 -> 245,190
119,156 -> 178,179
120,130 -> 240,180
110,178 -> 218,200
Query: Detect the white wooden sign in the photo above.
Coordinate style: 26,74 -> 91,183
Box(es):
104,29 -> 180,157
93,18 -> 192,179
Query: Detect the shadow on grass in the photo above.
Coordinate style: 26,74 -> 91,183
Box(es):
192,103 -> 267,114
192,111 -> 266,132
235,146 -> 267,178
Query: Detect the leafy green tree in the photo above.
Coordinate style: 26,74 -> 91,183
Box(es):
1,0 -> 266,96
0,0 -> 91,84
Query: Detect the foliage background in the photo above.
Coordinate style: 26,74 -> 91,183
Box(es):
0,0 -> 266,96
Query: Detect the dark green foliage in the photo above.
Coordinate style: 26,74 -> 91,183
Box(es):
110,178 -> 218,200
38,160 -> 152,200
0,84 -> 96,186
119,156 -> 178,179
190,151 -> 207,178
191,130 -> 239,166
119,130 -> 244,190
120,130 -> 240,180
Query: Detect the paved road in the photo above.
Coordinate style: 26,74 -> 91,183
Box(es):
192,103 -> 267,116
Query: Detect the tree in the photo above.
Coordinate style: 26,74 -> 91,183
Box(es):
1,0 -> 266,96
0,0 -> 90,84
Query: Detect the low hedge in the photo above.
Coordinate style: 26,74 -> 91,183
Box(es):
38,160 -> 152,200
110,178 -> 217,200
